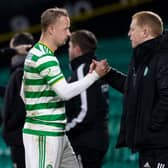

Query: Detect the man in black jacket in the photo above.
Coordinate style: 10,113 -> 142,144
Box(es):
65,30 -> 109,168
0,42 -> 32,68
0,39 -> 32,121
91,11 -> 168,168
1,32 -> 34,168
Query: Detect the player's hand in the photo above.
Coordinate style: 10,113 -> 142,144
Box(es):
90,59 -> 110,77
89,59 -> 97,73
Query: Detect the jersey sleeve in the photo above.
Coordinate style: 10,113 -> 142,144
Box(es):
36,55 -> 65,85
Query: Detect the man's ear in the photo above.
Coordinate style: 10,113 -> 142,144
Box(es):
143,25 -> 151,38
9,38 -> 14,48
75,45 -> 81,53
71,44 -> 83,57
143,28 -> 148,38
48,25 -> 54,35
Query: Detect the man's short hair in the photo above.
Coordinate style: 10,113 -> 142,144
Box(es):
133,11 -> 163,36
41,7 -> 69,32
11,32 -> 34,47
70,29 -> 97,54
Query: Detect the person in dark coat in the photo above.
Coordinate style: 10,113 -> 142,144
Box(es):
66,29 -> 109,168
91,11 -> 168,168
1,32 -> 34,168
0,42 -> 32,68
0,38 -> 32,124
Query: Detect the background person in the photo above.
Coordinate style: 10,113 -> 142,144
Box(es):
2,32 -> 34,168
0,40 -> 32,122
66,29 -> 109,168
0,43 -> 32,68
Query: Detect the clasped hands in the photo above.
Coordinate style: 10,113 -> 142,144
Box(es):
89,59 -> 111,77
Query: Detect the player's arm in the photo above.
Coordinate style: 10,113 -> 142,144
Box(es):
52,70 -> 99,100
39,56 -> 108,100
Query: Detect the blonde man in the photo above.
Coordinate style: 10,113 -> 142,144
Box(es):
92,11 -> 168,168
21,7 -> 108,168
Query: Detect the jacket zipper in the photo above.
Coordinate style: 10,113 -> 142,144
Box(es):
133,67 -> 137,87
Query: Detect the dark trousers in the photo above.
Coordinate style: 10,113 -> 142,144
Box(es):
139,149 -> 168,168
10,145 -> 25,168
74,147 -> 106,168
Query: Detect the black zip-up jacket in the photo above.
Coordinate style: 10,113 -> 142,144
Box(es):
104,32 -> 168,152
65,53 -> 109,152
2,55 -> 26,146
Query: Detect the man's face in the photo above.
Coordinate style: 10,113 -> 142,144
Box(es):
128,18 -> 146,48
68,41 -> 81,61
68,41 -> 75,60
51,16 -> 71,47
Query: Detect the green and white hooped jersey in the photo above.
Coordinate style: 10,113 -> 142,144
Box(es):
22,42 -> 66,136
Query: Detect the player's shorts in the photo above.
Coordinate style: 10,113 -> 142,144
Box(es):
23,133 -> 82,168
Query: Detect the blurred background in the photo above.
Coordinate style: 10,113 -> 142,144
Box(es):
0,0 -> 167,167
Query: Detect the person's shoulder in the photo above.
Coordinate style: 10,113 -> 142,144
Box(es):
15,67 -> 24,73
155,50 -> 168,71
11,68 -> 23,79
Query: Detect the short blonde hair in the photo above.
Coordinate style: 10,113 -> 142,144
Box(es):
132,11 -> 163,36
41,7 -> 69,32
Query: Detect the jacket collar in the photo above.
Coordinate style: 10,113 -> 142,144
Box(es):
133,36 -> 161,69
70,52 -> 96,71
133,31 -> 168,69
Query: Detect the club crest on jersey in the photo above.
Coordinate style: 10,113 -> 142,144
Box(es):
46,164 -> 53,168
144,66 -> 149,76
144,162 -> 151,168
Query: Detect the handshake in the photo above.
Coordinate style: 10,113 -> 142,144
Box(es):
89,59 -> 111,77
